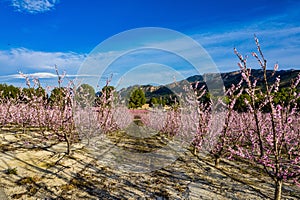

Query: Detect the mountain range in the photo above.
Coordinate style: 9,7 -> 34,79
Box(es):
118,69 -> 300,102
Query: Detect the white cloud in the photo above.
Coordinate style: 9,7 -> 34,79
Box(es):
192,26 -> 300,72
0,48 -> 85,74
0,72 -> 99,79
194,27 -> 300,48
3,72 -> 57,79
11,0 -> 59,14
1,22 -> 299,88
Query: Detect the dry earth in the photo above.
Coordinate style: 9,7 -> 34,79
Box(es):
0,124 -> 300,200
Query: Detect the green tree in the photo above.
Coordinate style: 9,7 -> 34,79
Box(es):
19,87 -> 47,103
158,96 -> 166,107
102,86 -> 115,96
0,84 -> 20,100
234,93 -> 251,112
75,84 -> 95,107
48,87 -> 71,107
150,97 -> 159,107
128,88 -> 146,109
95,86 -> 115,107
0,84 -> 47,103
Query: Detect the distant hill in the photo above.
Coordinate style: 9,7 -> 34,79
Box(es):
187,69 -> 300,89
118,69 -> 300,103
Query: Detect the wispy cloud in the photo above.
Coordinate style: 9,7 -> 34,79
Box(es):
11,0 -> 59,14
1,19 -> 299,88
0,48 -> 85,75
3,72 -> 57,79
0,72 -> 99,79
0,72 -> 101,89
194,25 -> 300,72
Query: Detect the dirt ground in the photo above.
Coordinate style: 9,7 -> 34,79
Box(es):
1,125 -> 300,200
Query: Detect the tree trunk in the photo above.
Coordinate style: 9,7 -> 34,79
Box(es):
274,179 -> 283,200
65,134 -> 71,155
193,146 -> 197,155
214,156 -> 220,168
87,138 -> 90,146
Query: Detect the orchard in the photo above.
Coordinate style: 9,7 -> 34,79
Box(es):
0,37 -> 299,199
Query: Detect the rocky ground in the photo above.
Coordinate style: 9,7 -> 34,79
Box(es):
0,124 -> 300,200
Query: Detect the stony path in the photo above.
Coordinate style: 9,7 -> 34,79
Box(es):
1,125 -> 300,199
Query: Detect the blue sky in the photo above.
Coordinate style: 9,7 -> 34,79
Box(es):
0,0 -> 300,88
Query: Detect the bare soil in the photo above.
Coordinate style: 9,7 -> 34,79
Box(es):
1,125 -> 300,199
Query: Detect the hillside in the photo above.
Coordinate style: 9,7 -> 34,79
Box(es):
118,69 -> 300,103
188,69 -> 300,89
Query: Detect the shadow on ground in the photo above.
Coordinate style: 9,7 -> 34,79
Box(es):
1,125 -> 300,199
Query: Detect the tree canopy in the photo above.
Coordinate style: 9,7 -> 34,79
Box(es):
128,88 -> 146,109
75,84 -> 95,107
